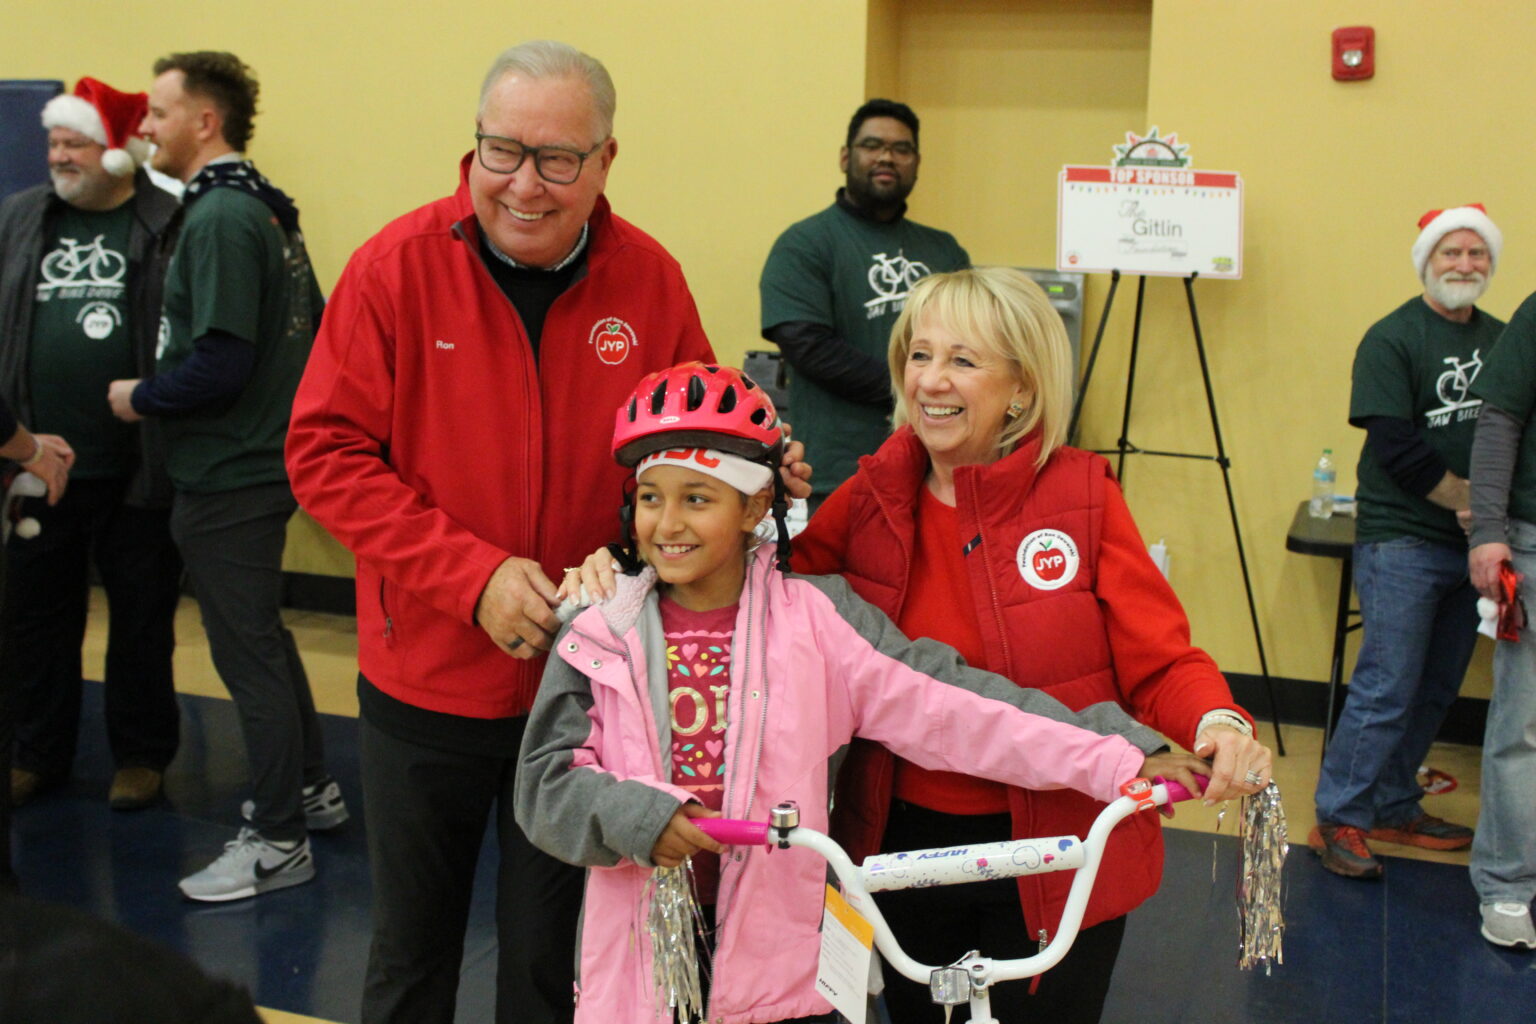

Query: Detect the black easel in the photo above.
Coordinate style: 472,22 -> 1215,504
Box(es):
1068,270 -> 1286,756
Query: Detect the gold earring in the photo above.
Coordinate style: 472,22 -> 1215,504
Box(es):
1007,401 -> 1024,417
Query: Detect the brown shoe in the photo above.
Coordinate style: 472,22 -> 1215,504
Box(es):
109,767 -> 164,811
1368,813 -> 1473,851
10,768 -> 43,807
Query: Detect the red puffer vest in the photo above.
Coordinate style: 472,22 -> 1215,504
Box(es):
796,427 -> 1177,938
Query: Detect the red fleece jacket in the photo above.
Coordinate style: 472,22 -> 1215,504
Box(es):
287,156 -> 712,718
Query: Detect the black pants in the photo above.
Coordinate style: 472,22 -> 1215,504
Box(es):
3,478 -> 181,780
358,713 -> 584,1024
876,802 -> 1127,1024
171,484 -> 323,842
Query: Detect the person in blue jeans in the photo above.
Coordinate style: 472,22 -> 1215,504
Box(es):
1466,288 -> 1536,949
1311,205 -> 1503,878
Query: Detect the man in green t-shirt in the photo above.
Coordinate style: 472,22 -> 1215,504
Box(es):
0,77 -> 183,816
760,99 -> 969,507
1312,205 -> 1504,880
1466,289 -> 1536,949
105,52 -> 343,903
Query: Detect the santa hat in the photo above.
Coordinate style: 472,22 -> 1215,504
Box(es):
41,77 -> 150,177
1412,204 -> 1502,278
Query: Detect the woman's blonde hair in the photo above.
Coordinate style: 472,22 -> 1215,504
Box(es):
888,267 -> 1073,466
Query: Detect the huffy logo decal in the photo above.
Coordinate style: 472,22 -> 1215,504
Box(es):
588,317 -> 636,365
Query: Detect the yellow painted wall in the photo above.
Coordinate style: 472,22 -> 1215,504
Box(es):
877,0 -> 1525,697
7,2 -> 1524,698
1,0 -> 869,576
1116,0 -> 1533,696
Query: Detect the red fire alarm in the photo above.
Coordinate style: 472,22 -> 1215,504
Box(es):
1332,26 -> 1374,81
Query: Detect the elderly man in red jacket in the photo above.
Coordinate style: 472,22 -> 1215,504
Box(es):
287,40 -> 806,1024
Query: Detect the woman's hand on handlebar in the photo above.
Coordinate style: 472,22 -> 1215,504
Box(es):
650,803 -> 726,868
1193,725 -> 1273,804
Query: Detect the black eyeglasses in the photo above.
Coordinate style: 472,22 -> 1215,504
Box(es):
475,133 -> 605,184
854,137 -> 917,159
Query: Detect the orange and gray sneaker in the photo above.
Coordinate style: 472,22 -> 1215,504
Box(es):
1309,822 -> 1384,879
1369,813 -> 1474,851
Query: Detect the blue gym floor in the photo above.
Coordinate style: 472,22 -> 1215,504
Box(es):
11,683 -> 1536,1023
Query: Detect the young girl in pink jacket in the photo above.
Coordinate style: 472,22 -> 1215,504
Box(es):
515,362 -> 1207,1024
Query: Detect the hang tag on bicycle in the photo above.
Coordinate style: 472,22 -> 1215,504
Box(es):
815,884 -> 873,1024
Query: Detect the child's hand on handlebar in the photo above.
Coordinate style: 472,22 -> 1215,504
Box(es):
651,803 -> 727,868
1138,752 -> 1211,804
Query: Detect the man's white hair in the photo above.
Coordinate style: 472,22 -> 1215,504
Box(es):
478,40 -> 616,142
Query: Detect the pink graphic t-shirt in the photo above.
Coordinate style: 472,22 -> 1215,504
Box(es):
659,595 -> 736,902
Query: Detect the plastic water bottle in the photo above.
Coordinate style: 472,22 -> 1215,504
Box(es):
1309,449 -> 1335,519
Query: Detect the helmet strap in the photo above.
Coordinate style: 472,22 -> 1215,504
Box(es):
770,471 -> 792,574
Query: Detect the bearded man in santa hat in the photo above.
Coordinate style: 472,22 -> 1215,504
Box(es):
1312,204 -> 1505,880
0,77 -> 183,821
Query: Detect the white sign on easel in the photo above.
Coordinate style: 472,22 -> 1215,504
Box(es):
1057,127 -> 1243,279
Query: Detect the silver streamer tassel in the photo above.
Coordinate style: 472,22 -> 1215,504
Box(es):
645,862 -> 707,1022
1235,781 -> 1287,973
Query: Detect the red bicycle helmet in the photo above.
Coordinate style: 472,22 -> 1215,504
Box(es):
612,362 -> 782,467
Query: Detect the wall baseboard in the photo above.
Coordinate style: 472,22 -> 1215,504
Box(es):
1226,672 -> 1487,748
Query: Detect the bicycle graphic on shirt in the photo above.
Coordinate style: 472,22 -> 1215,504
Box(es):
1435,350 -> 1483,408
865,251 -> 930,307
1423,349 -> 1484,426
39,235 -> 127,289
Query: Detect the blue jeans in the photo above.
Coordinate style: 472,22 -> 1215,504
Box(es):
1470,518 -> 1536,905
1314,535 -> 1478,828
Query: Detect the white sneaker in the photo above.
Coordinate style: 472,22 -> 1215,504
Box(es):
1480,902 -> 1536,949
240,777 -> 349,832
178,827 -> 315,902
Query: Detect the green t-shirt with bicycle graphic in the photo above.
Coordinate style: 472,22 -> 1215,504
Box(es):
760,200 -> 968,495
28,202 -> 139,479
1349,296 -> 1505,546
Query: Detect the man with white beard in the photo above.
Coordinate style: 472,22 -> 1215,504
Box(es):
1310,205 -> 1504,879
0,78 -> 182,813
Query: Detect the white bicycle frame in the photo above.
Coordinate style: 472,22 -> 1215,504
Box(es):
698,778 -> 1196,1024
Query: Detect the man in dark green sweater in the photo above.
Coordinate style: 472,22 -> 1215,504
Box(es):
760,99 -> 968,508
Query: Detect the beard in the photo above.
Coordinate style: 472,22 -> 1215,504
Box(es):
1425,269 -> 1489,311
49,166 -> 88,203
845,165 -> 915,212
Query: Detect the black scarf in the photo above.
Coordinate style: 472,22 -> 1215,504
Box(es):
184,160 -> 301,233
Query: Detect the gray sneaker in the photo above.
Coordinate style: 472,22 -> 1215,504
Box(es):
241,777 -> 349,832
1481,902 -> 1536,949
179,828 -> 315,902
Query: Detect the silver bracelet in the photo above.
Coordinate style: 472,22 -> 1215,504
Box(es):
1197,709 -> 1253,737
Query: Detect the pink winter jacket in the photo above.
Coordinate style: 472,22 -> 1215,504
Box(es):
515,546 -> 1159,1024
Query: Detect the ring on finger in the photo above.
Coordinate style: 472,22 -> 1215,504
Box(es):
1243,768 -> 1263,786
507,637 -> 525,652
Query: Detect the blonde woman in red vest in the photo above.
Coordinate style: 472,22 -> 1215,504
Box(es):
565,267 -> 1273,1022
793,267 -> 1272,1023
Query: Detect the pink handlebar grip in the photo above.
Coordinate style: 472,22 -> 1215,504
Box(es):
1156,773 -> 1211,804
695,818 -> 770,846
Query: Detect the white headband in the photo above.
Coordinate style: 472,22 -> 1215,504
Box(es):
636,447 -> 773,496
